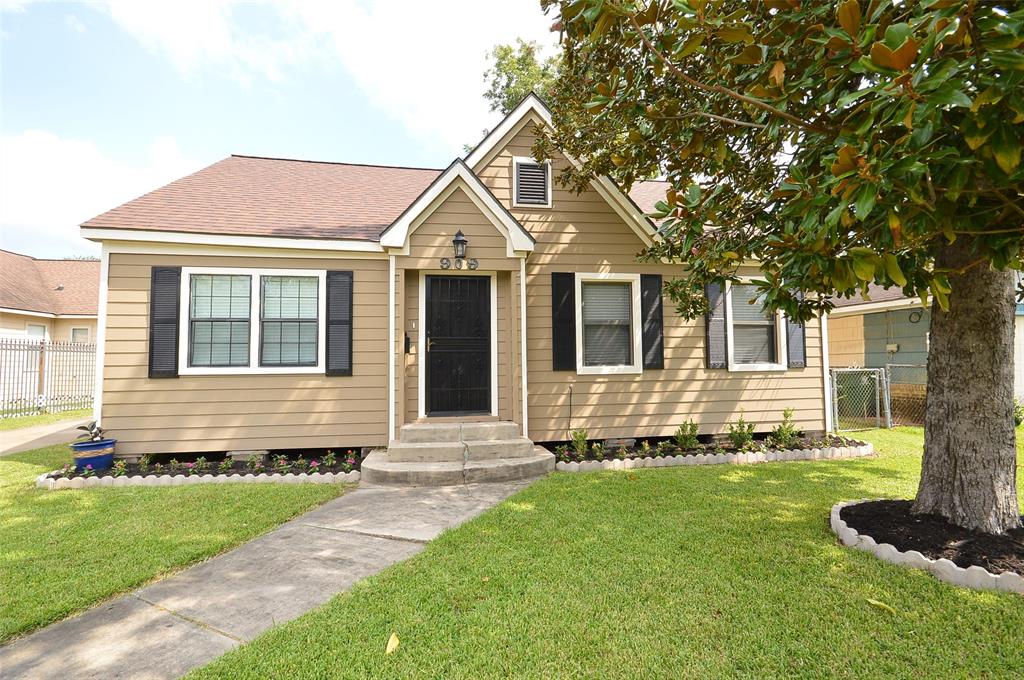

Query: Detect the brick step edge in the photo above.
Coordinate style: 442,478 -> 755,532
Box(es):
555,443 -> 874,472
830,499 -> 1024,595
36,470 -> 360,490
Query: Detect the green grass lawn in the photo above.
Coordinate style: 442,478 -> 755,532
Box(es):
191,427 -> 1024,679
0,444 -> 345,643
0,408 -> 92,432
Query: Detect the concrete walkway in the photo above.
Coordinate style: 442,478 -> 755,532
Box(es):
0,481 -> 531,679
0,417 -> 90,456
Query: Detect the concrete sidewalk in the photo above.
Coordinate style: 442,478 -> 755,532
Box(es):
0,418 -> 90,456
0,481 -> 530,680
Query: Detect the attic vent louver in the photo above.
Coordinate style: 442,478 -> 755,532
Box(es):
514,160 -> 550,207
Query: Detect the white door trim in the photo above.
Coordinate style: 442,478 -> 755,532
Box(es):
417,270 -> 498,419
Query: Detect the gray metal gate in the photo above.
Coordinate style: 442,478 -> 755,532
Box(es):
831,367 -> 891,431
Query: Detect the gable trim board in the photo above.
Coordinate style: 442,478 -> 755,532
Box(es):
380,160 -> 535,256
83,94 -> 829,456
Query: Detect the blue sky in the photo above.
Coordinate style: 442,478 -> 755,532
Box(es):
0,1 -> 556,257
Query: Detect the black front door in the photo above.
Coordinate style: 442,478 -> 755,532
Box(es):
425,275 -> 490,416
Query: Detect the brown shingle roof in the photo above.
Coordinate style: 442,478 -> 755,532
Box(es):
831,283 -> 909,308
0,250 -> 99,316
82,154 -> 670,243
628,179 -> 670,217
82,155 -> 443,241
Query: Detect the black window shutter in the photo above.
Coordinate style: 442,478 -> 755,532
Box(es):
704,282 -> 728,369
148,267 -> 181,378
640,274 -> 664,369
786,292 -> 807,369
516,162 -> 549,205
326,271 -> 354,376
551,272 -> 576,370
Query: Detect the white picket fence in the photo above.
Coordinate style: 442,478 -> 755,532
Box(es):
0,339 -> 95,418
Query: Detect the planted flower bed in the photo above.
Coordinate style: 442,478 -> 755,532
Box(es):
550,411 -> 867,466
36,450 -> 362,490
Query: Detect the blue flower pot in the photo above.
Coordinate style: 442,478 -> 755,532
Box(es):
71,439 -> 117,472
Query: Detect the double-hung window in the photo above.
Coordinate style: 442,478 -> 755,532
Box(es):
260,276 -> 318,367
188,274 -> 250,367
575,273 -> 643,375
179,268 -> 326,375
726,282 -> 785,370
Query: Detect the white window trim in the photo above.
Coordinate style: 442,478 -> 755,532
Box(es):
26,322 -> 48,339
511,156 -> 552,209
574,273 -> 643,375
724,280 -> 788,372
417,270 -> 499,419
177,266 -> 327,376
70,327 -> 90,343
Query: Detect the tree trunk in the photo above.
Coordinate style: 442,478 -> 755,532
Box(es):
913,239 -> 1021,534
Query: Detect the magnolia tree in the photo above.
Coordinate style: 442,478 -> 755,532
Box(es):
537,0 -> 1023,533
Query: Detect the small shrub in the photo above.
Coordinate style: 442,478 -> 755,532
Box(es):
639,440 -> 653,457
322,450 -> 337,467
308,459 -> 321,474
137,454 -> 151,474
80,464 -> 95,478
168,459 -> 182,474
1014,398 -> 1024,427
111,460 -> 128,477
152,462 -> 165,475
273,454 -> 290,473
769,407 -> 800,449
218,459 -> 233,474
727,411 -> 755,449
617,445 -> 630,460
247,456 -> 265,473
60,463 -> 77,479
591,442 -> 606,460
183,462 -> 198,476
195,456 -> 209,474
553,444 -> 571,463
673,420 -> 700,450
570,429 -> 589,459
713,444 -> 727,456
657,440 -> 675,457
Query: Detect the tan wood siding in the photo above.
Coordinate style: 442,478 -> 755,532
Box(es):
476,120 -> 827,442
101,252 -> 389,455
827,314 -> 866,368
394,182 -> 518,272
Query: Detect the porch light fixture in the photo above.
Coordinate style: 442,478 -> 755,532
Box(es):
452,230 -> 468,259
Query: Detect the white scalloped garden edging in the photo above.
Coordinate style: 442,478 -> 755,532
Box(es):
831,499 -> 1024,594
554,442 -> 873,473
35,470 -> 360,490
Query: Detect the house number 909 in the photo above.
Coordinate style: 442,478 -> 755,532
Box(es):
439,258 -> 479,270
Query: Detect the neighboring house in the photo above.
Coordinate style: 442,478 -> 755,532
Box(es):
80,95 -> 832,474
0,249 -> 99,342
829,282 -> 1024,400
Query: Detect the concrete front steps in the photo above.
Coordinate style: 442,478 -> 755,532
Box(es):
361,421 -> 554,486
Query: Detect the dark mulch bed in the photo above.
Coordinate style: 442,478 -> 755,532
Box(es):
840,500 -> 1024,575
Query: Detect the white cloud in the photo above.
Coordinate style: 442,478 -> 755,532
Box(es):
64,13 -> 87,33
285,1 -> 558,151
62,0 -> 558,151
0,131 -> 203,257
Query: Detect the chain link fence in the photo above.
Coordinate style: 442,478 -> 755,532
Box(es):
830,364 -> 927,431
831,368 -> 890,431
0,339 -> 96,419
